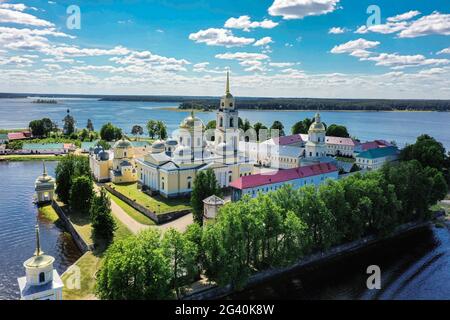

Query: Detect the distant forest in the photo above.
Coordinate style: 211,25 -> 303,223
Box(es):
1,92 -> 449,111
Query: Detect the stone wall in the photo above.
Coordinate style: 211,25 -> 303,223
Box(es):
51,201 -> 92,253
103,184 -> 191,225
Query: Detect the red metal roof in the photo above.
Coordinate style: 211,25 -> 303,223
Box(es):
325,136 -> 356,146
273,134 -> 305,146
7,131 -> 31,140
230,163 -> 338,190
359,140 -> 392,151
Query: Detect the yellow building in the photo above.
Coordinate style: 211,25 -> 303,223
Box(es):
89,139 -> 138,184
136,72 -> 254,198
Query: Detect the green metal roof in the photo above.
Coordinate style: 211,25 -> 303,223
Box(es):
0,133 -> 8,140
22,143 -> 64,150
81,140 -> 99,150
356,146 -> 398,159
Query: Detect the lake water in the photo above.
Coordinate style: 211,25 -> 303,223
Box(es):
0,161 -> 81,300
230,226 -> 450,300
1,98 -> 450,150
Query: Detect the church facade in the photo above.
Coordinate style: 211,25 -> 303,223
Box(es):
135,72 -> 254,198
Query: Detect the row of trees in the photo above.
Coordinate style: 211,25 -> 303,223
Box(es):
96,156 -> 448,299
205,117 -> 350,140
55,155 -> 116,243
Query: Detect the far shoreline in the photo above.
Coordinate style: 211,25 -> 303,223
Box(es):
158,107 -> 442,113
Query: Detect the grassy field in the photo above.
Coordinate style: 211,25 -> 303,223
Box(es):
38,205 -> 59,223
61,215 -> 132,300
0,154 -> 67,161
108,192 -> 155,225
336,156 -> 356,163
108,182 -> 191,214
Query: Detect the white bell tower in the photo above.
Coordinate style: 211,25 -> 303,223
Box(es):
215,71 -> 239,155
17,225 -> 64,300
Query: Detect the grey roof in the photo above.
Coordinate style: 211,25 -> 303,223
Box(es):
203,195 -> 225,205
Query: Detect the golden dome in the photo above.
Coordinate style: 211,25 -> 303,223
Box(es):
180,111 -> 204,129
24,254 -> 54,269
309,113 -> 326,132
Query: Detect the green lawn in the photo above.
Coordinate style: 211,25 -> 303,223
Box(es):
38,205 -> 59,223
62,215 -> 132,300
336,156 -> 356,163
0,154 -> 67,162
108,182 -> 191,214
108,193 -> 155,225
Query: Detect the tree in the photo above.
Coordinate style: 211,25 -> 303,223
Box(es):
400,134 -> 447,171
63,109 -> 75,135
55,155 -> 91,204
90,188 -> 116,244
291,118 -> 313,135
96,229 -> 173,300
205,120 -> 216,130
253,122 -> 268,141
29,119 -> 45,137
70,175 -> 94,213
326,124 -> 350,138
270,121 -> 285,136
156,121 -> 167,140
78,128 -> 89,141
100,123 -> 122,141
131,125 -> 144,140
238,118 -> 251,131
146,120 -> 158,139
162,229 -> 198,299
190,169 -> 221,226
29,118 -> 55,137
86,119 -> 94,132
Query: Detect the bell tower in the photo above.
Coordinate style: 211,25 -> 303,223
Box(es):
215,71 -> 239,155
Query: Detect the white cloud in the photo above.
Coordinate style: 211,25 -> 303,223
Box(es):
269,62 -> 295,67
355,22 -> 408,35
0,3 -> 27,11
365,53 -> 449,69
387,10 -> 421,23
438,47 -> 450,55
0,55 -> 34,67
42,45 -> 130,58
188,28 -> 255,47
398,12 -> 450,38
215,52 -> 269,61
268,0 -> 340,20
224,15 -> 279,32
254,37 -> 273,47
0,7 -> 53,27
331,38 -> 380,54
328,27 -> 346,34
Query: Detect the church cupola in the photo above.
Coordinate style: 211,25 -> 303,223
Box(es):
220,71 -> 235,110
17,225 -> 64,300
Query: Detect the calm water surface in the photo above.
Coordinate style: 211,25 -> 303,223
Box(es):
0,98 -> 449,150
0,161 -> 81,300
231,226 -> 450,300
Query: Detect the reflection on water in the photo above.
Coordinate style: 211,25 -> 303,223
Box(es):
0,162 -> 81,300
230,226 -> 450,300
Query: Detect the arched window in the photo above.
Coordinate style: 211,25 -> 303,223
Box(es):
230,118 -> 234,128
230,102 -> 233,107
124,152 -> 127,157
39,272 -> 45,283
220,117 -> 223,127
221,102 -> 225,107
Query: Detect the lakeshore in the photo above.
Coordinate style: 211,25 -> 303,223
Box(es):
1,98 -> 450,150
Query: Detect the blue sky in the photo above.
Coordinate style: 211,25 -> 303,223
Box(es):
0,0 -> 449,98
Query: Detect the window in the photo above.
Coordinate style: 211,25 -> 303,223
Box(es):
230,118 -> 234,127
222,102 -> 225,107
188,181 -> 191,189
124,152 -> 127,157
220,117 -> 223,127
230,102 -> 233,107
39,272 -> 45,283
